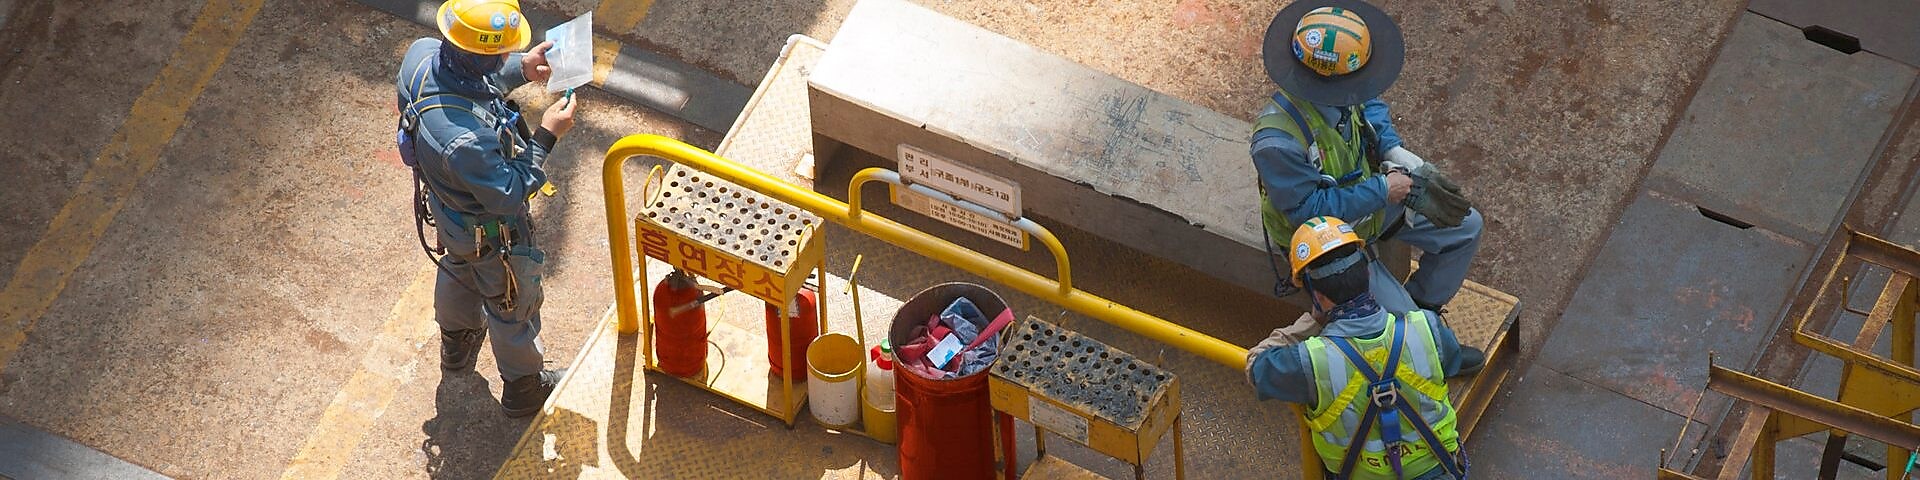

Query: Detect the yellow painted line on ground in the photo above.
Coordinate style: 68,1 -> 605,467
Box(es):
591,34 -> 622,86
0,0 -> 264,371
594,0 -> 655,35
281,266 -> 439,480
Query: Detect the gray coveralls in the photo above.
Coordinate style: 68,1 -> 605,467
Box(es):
396,38 -> 551,381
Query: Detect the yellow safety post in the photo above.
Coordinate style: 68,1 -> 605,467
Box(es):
601,134 -> 1247,369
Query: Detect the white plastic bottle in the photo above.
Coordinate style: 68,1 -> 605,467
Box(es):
865,340 -> 896,410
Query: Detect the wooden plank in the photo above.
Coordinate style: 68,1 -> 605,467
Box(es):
809,0 -> 1277,297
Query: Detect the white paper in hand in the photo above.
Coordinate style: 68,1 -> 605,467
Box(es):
543,11 -> 594,93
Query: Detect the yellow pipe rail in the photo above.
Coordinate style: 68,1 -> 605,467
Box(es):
602,134 -> 1248,369
847,168 -> 1072,295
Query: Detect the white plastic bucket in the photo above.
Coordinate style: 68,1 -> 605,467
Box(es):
806,333 -> 865,428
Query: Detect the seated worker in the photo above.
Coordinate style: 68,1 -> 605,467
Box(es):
1251,0 -> 1480,316
1247,216 -> 1480,480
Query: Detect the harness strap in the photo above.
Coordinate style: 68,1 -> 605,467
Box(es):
1327,313 -> 1467,479
1330,313 -> 1434,480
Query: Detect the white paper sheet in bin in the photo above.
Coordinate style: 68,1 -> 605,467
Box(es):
544,11 -> 595,93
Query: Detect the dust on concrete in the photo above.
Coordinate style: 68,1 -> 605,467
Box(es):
0,0 -> 719,478
0,0 -> 201,282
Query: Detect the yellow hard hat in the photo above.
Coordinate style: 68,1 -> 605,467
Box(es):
436,0 -> 531,56
1292,6 -> 1372,77
1288,216 -> 1365,287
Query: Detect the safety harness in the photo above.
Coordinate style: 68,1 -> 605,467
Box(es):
1252,91 -> 1404,300
1326,313 -> 1468,480
396,58 -> 528,311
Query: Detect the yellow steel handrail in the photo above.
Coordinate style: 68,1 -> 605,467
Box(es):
847,168 -> 1072,295
602,134 -> 1248,369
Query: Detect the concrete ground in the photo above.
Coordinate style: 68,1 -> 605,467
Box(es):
2,0 -> 1915,478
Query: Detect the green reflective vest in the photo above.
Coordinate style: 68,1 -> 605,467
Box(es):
1301,311 -> 1460,479
1252,90 -> 1384,244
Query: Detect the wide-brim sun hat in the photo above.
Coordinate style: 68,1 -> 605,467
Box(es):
1261,0 -> 1405,107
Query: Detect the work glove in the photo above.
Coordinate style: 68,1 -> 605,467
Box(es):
1404,162 -> 1472,228
1245,312 -> 1323,385
1381,146 -> 1429,172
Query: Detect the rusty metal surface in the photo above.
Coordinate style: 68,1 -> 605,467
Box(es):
1468,365 -> 1709,479
1643,13 -> 1916,244
1536,190 -> 1810,419
1750,0 -> 1920,69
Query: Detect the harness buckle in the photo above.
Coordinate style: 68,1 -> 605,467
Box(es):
1369,380 -> 1399,409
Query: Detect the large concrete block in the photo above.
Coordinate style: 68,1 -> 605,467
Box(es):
808,0 -> 1279,297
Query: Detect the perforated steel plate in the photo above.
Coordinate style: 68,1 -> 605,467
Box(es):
992,317 -> 1174,429
642,164 -> 823,273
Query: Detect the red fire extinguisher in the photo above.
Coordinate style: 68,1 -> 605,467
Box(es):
652,270 -> 708,377
764,288 -> 818,376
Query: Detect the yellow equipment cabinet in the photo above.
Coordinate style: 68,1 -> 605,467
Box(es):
989,316 -> 1184,479
632,163 -> 829,426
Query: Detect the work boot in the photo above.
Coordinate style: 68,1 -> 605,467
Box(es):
1450,346 -> 1486,378
501,368 -> 566,417
440,329 -> 486,371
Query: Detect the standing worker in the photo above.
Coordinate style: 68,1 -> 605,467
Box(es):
1247,217 -> 1476,480
1250,0 -> 1481,318
395,0 -> 580,416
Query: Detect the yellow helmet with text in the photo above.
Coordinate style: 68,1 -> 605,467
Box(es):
1291,6 -> 1372,77
1288,216 -> 1365,287
436,0 -> 531,56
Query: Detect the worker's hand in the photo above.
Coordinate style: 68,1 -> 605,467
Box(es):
522,41 -> 554,83
1385,170 -> 1412,204
540,94 -> 577,138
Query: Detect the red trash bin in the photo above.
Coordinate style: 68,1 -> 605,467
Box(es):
890,283 -> 1009,480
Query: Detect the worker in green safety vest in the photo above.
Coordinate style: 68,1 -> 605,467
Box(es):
1247,216 -> 1479,480
1251,0 -> 1481,321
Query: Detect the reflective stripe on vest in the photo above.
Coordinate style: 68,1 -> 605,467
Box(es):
1251,90 -> 1383,244
1301,311 -> 1459,479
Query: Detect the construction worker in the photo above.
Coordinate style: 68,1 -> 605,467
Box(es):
1247,216 -> 1477,480
1250,0 -> 1481,317
394,0 -> 578,417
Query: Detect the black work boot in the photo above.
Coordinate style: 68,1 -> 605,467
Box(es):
501,368 -> 566,417
440,329 -> 486,371
1450,346 -> 1486,378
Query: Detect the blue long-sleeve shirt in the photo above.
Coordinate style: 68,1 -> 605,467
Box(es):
1248,301 -> 1469,406
1251,96 -> 1403,227
396,38 -> 551,251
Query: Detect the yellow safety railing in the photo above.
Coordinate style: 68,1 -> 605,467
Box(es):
601,134 -> 1249,369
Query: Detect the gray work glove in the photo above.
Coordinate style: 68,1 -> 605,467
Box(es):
1245,312 -> 1323,385
1404,163 -> 1472,228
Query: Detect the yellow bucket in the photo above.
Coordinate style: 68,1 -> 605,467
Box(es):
861,387 -> 898,444
806,332 -> 865,428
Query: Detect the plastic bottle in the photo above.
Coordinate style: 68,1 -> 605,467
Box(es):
865,340 -> 896,410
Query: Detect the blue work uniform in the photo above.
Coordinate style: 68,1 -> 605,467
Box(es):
1250,95 -> 1483,312
1249,291 -> 1473,480
396,38 -> 554,381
